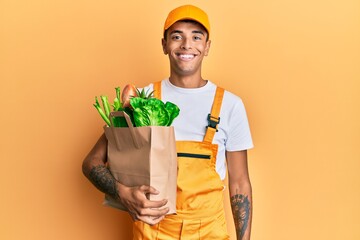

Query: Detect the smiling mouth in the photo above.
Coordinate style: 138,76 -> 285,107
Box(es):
176,53 -> 196,60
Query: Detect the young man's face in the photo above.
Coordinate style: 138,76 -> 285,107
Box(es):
162,21 -> 211,77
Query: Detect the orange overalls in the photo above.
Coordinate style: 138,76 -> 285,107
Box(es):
133,81 -> 229,240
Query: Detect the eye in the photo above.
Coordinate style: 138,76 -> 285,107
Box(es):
171,35 -> 182,40
194,35 -> 202,41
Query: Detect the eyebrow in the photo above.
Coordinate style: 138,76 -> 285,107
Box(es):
192,30 -> 205,36
169,30 -> 205,36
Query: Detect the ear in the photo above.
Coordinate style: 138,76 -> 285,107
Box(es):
204,40 -> 211,56
162,38 -> 168,55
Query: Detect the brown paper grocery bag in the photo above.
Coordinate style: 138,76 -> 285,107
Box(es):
102,111 -> 177,214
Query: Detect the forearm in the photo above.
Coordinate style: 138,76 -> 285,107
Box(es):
82,134 -> 120,200
229,181 -> 252,240
84,164 -> 120,200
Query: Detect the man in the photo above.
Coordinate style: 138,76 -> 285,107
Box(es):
82,5 -> 253,240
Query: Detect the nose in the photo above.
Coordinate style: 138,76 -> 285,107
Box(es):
180,38 -> 192,50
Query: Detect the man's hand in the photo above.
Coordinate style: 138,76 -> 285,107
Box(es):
118,184 -> 169,225
82,134 -> 169,225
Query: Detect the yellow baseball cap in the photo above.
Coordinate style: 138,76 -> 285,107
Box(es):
164,5 -> 210,38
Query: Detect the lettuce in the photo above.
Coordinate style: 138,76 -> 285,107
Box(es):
94,85 -> 180,127
130,97 -> 180,127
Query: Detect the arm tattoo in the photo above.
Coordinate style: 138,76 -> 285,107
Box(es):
89,165 -> 119,200
231,194 -> 250,239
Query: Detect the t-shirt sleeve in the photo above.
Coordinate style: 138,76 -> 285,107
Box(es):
225,96 -> 254,151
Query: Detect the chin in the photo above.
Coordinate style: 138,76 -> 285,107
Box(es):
178,69 -> 196,76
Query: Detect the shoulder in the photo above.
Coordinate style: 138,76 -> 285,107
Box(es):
223,89 -> 244,104
216,85 -> 246,112
210,81 -> 243,101
216,86 -> 250,124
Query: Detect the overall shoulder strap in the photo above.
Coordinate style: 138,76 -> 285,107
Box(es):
154,81 -> 224,143
203,87 -> 225,143
153,81 -> 162,99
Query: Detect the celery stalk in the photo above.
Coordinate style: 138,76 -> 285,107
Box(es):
94,97 -> 111,126
116,87 -> 120,101
100,95 -> 111,117
112,87 -> 122,111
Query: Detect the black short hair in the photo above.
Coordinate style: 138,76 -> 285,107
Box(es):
163,19 -> 209,41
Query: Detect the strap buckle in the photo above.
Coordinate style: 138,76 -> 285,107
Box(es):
207,114 -> 220,132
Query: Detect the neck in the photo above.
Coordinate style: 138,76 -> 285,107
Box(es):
169,74 -> 207,88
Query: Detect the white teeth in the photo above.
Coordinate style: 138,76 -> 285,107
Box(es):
179,54 -> 194,59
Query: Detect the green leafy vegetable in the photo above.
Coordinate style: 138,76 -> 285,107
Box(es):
165,101 -> 180,126
130,97 -> 180,127
94,85 -> 180,127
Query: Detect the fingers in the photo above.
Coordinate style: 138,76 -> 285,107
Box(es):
122,185 -> 170,225
138,205 -> 170,217
137,215 -> 165,226
130,205 -> 169,225
138,185 -> 168,209
143,198 -> 168,209
136,192 -> 169,225
139,185 -> 160,195
135,207 -> 169,225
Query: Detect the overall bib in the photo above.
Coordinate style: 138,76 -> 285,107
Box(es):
133,81 -> 229,240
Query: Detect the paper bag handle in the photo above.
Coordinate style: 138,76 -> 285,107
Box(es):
109,111 -> 141,150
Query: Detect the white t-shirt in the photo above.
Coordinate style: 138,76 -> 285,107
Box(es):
144,79 -> 253,180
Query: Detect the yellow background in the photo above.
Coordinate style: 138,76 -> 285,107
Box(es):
1,0 -> 359,239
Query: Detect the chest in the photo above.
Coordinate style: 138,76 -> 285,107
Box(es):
162,91 -> 226,144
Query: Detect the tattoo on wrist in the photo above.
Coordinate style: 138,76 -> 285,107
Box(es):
89,165 -> 119,200
231,193 -> 250,239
